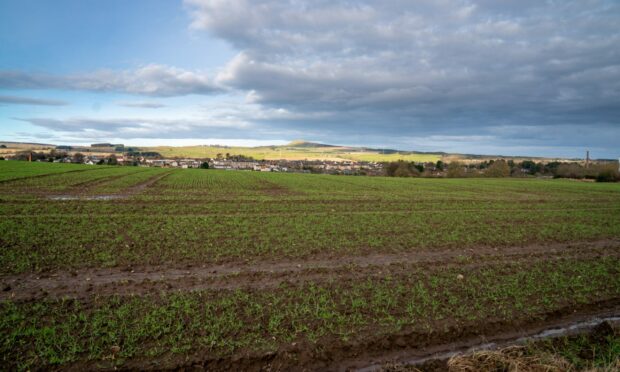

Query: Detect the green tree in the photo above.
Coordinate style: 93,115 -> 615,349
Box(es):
485,160 -> 511,177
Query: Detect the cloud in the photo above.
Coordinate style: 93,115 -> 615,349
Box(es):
14,115 -> 253,140
0,95 -> 68,106
0,64 -> 221,96
182,0 -> 620,157
117,101 -> 166,109
2,1 -> 618,157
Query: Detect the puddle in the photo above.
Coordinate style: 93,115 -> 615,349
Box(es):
357,315 -> 620,371
47,195 -> 126,201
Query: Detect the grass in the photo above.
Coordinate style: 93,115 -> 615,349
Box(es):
143,144 -> 441,162
447,327 -> 620,371
1,257 -> 618,370
0,160 -> 90,182
0,161 -> 619,369
0,163 -> 619,273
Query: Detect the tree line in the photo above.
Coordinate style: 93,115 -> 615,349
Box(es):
384,159 -> 619,182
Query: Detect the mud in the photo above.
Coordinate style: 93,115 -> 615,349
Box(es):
76,299 -> 620,371
356,315 -> 620,371
44,171 -> 173,201
122,170 -> 173,195
47,195 -> 126,200
2,239 -> 618,301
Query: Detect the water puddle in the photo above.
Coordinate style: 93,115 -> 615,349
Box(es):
47,195 -> 126,201
357,315 -> 620,371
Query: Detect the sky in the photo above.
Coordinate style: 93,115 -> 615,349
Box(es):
0,0 -> 619,158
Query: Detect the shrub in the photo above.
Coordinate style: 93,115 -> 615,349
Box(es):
447,161 -> 466,178
594,164 -> 620,182
485,160 -> 511,177
596,170 -> 618,182
385,161 -> 420,177
555,163 -> 585,179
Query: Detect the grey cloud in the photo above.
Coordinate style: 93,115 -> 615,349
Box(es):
0,64 -> 221,97
184,0 -> 620,157
3,1 -> 618,158
0,95 -> 68,106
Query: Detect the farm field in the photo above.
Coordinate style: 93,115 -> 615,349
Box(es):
0,161 -> 619,370
143,142 -> 442,163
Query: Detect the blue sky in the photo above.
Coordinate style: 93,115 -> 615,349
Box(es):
1,0 -> 619,158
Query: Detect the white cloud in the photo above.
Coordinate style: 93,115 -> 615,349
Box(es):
15,115 -> 252,140
182,0 -> 620,158
3,0 -> 619,157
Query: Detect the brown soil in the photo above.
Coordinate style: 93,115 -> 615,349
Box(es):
256,178 -> 302,196
64,172 -> 136,193
382,319 -> 620,372
74,299 -> 620,371
3,239 -> 619,371
2,239 -> 618,302
122,170 -> 173,196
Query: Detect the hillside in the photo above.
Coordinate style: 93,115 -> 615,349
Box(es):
141,141 -> 443,162
0,139 -> 584,163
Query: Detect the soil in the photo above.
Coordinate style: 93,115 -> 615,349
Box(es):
2,238 -> 619,371
41,170 -> 174,199
2,239 -> 619,302
70,300 -> 620,371
123,171 -> 173,195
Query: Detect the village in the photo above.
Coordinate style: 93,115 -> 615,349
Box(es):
0,143 -> 388,176
2,142 -> 617,180
113,157 -> 386,176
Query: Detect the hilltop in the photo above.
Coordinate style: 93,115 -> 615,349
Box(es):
139,140 -> 443,163
139,140 -> 580,163
0,139 -> 588,163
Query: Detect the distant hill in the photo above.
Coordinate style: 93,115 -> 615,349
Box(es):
139,141 -> 593,163
286,140 -> 337,148
0,139 -> 590,163
140,140 -> 444,162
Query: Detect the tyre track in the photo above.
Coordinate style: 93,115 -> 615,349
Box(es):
2,239 -> 618,301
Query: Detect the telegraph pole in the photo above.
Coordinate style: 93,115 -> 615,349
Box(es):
585,150 -> 590,168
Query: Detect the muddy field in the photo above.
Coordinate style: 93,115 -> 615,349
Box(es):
1,162 -> 619,370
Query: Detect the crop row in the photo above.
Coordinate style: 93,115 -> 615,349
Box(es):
0,166 -> 142,194
1,257 -> 618,370
1,206 -> 618,273
0,161 -> 89,182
